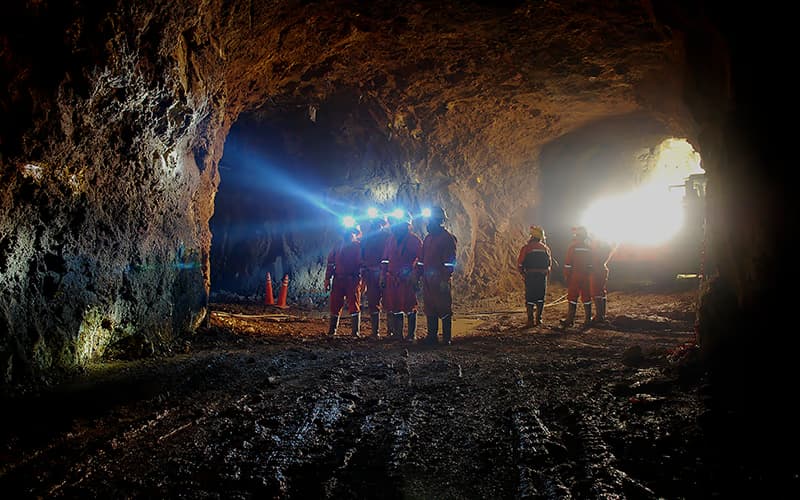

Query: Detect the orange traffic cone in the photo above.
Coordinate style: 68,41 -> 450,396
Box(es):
276,274 -> 289,309
264,272 -> 275,306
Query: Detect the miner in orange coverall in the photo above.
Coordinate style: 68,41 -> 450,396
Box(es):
380,211 -> 423,342
360,214 -> 391,339
324,224 -> 364,337
517,225 -> 552,328
560,226 -> 593,327
590,237 -> 616,324
418,206 -> 458,345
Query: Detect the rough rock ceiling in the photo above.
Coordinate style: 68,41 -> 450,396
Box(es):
204,0 -> 689,299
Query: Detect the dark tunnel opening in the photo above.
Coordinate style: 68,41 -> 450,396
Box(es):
210,92 -> 424,304
210,109 -> 339,302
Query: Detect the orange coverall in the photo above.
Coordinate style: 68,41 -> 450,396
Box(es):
381,224 -> 423,314
361,229 -> 390,315
419,228 -> 458,318
564,237 -> 593,306
326,240 -> 363,315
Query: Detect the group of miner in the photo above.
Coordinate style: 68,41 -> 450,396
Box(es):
517,225 -> 615,329
323,208 -> 615,345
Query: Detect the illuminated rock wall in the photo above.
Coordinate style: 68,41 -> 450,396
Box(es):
0,2 -> 226,386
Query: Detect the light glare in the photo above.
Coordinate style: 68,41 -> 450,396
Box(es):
581,183 -> 684,246
580,138 -> 704,246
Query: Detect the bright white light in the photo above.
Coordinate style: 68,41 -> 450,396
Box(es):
581,183 -> 684,246
391,208 -> 405,219
421,208 -> 432,218
580,138 -> 704,247
367,207 -> 379,218
342,215 -> 356,227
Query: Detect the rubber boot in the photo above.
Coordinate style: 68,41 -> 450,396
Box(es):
560,303 -> 576,327
426,315 -> 439,345
442,315 -> 452,345
351,312 -> 361,337
327,315 -> 339,336
525,304 -> 535,328
599,297 -> 607,322
370,312 -> 380,338
393,313 -> 404,341
406,312 -> 417,342
535,303 -> 543,326
582,303 -> 592,328
387,312 -> 397,339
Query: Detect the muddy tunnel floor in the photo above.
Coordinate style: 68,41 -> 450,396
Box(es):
1,281 -> 794,498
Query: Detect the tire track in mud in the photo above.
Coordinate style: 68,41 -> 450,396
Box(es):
502,343 -> 660,499
2,294 -> 706,499
319,406 -> 394,497
254,349 -> 410,497
262,390 -> 357,495
560,401 -> 657,499
1,348 -> 353,497
510,401 -> 573,498
388,353 -> 524,499
320,352 -> 454,498
501,355 -> 574,499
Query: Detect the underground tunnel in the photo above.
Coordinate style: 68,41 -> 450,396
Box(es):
0,0 -> 795,497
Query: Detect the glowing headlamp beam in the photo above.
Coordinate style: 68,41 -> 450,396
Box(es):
342,215 -> 356,228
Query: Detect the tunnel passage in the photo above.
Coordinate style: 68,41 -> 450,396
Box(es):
210,91 -> 433,304
0,0 -> 791,420
2,0 -> 698,385
537,113 -> 706,287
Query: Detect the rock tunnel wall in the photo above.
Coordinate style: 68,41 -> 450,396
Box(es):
1,0 -> 786,391
662,2 -> 791,387
1,1 -> 230,386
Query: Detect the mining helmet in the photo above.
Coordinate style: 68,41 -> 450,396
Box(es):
572,226 -> 588,239
390,209 -> 412,225
429,206 -> 447,221
529,225 -> 544,240
368,215 -> 388,229
344,223 -> 361,238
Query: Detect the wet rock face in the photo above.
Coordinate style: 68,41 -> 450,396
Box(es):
0,1 -> 786,386
1,1 -> 223,386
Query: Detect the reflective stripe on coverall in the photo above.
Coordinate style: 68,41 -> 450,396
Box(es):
361,230 -> 390,314
564,239 -> 593,305
381,225 -> 423,313
517,239 -> 551,305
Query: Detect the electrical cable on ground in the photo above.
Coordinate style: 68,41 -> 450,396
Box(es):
212,311 -> 293,319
